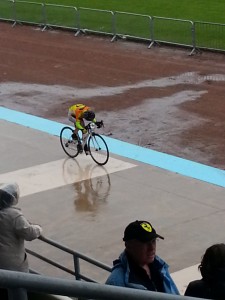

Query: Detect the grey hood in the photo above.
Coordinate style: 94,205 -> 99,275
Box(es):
0,182 -> 20,209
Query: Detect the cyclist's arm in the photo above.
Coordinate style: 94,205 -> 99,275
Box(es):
68,110 -> 76,123
75,119 -> 85,130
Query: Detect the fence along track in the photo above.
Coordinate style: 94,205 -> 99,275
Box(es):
1,0 -> 225,54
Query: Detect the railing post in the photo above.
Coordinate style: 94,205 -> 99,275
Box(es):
111,11 -> 117,42
111,11 -> 116,40
75,7 -> 81,36
8,288 -> 28,300
148,16 -> 154,48
148,16 -> 155,48
73,7 -> 78,32
41,3 -> 47,30
73,254 -> 81,280
190,21 -> 196,55
12,0 -> 17,26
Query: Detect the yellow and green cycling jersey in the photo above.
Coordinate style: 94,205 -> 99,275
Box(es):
68,104 -> 96,130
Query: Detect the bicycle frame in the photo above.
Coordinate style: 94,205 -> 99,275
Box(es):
77,122 -> 96,146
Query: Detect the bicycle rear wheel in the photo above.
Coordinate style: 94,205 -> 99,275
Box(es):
60,127 -> 79,158
88,134 -> 109,165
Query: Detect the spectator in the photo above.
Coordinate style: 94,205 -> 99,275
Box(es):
0,182 -> 43,272
185,243 -> 225,299
105,220 -> 179,294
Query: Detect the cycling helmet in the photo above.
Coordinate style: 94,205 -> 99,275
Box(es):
83,110 -> 95,121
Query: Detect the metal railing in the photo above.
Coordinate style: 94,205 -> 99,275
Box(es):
150,17 -> 194,48
13,0 -> 44,26
77,7 -> 114,36
0,269 -> 207,300
43,4 -> 78,31
112,11 -> 152,42
1,0 -> 225,54
26,235 -> 111,282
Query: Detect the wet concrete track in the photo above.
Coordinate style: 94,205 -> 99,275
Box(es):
1,112 -> 225,294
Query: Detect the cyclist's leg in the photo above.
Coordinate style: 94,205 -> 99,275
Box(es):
79,119 -> 87,147
84,142 -> 89,155
68,110 -> 78,140
70,122 -> 82,153
74,128 -> 83,153
81,120 -> 89,154
80,120 -> 85,140
72,126 -> 79,140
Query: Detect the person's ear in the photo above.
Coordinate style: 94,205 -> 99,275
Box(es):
125,241 -> 133,250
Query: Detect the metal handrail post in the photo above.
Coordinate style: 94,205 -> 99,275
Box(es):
73,254 -> 81,280
38,235 -> 111,272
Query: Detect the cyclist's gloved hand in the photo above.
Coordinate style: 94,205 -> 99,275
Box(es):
96,121 -> 102,128
82,128 -> 87,134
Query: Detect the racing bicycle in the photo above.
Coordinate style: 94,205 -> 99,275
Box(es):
60,121 -> 109,165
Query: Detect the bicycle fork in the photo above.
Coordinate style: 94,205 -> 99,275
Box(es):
91,134 -> 101,151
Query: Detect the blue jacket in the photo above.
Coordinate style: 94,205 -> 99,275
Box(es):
105,250 -> 179,295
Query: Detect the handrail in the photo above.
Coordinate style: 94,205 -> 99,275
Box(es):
26,248 -> 76,276
0,269 -> 206,300
26,235 -> 111,282
39,235 -> 111,272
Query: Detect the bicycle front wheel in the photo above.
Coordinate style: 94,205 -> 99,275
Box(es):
60,127 -> 79,158
88,134 -> 109,165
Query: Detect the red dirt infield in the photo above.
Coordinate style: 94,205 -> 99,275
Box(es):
1,22 -> 225,169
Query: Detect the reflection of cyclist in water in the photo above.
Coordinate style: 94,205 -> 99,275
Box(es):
62,158 -> 111,213
73,165 -> 111,213
74,179 -> 99,212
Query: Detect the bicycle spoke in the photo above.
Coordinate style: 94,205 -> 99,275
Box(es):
88,134 -> 109,165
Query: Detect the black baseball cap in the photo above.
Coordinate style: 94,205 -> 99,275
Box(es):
123,220 -> 164,242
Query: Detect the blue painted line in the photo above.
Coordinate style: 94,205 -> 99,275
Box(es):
0,107 -> 64,136
1,107 -> 225,188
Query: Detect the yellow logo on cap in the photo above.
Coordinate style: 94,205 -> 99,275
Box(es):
140,222 -> 152,232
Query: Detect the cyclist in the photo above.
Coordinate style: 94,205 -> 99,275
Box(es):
68,103 -> 102,153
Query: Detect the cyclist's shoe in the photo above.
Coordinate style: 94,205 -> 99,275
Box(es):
84,144 -> 90,155
77,143 -> 83,154
96,121 -> 103,128
72,133 -> 78,140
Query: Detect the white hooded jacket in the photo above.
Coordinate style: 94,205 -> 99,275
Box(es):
0,183 -> 42,272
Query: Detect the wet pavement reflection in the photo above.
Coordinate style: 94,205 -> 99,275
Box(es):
62,158 -> 111,214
